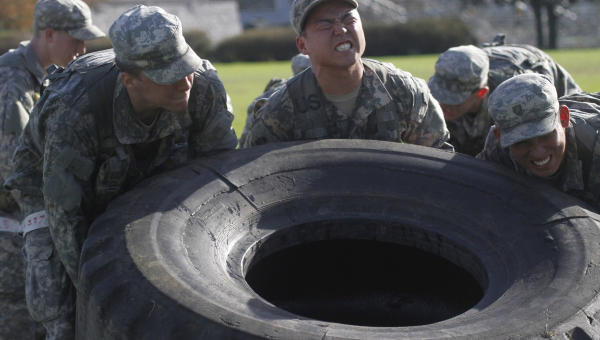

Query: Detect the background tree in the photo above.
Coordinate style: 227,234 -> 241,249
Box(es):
0,0 -> 100,30
0,0 -> 36,30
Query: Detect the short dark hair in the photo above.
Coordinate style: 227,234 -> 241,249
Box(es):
114,58 -> 142,78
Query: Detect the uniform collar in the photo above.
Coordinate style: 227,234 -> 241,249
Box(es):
112,79 -> 193,145
21,41 -> 45,84
352,62 -> 393,124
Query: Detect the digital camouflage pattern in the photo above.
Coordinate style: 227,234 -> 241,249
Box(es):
239,54 -> 311,147
429,42 -> 580,156
487,73 -> 559,148
291,53 -> 311,75
109,5 -> 202,85
445,96 -> 493,156
428,45 -> 489,106
34,0 -> 104,41
289,0 -> 358,35
239,78 -> 286,147
484,44 -> 581,98
477,90 -> 600,211
0,41 -> 46,340
243,60 -> 450,148
6,50 -> 236,339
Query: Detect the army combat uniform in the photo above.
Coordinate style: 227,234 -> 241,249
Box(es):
5,48 -> 237,339
431,37 -> 581,157
238,77 -> 286,147
243,59 -> 450,148
463,42 -> 580,156
477,92 -> 600,211
0,41 -> 46,340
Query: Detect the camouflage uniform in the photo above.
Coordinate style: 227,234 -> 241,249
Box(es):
5,6 -> 236,339
243,59 -> 450,148
444,96 -> 493,157
245,0 -> 449,148
476,74 -> 600,210
0,41 -> 46,340
429,38 -> 581,156
239,54 -> 311,147
238,78 -> 286,147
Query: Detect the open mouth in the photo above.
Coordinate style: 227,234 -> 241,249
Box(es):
532,155 -> 551,167
336,42 -> 352,52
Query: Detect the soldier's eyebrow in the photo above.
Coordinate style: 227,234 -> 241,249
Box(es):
314,10 -> 354,25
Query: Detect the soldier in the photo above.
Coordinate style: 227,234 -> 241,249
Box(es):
242,0 -> 450,149
238,53 -> 311,147
476,73 -> 600,210
4,5 -> 237,339
0,0 -> 104,338
428,36 -> 581,156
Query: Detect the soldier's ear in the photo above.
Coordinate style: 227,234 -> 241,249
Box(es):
296,36 -> 308,55
120,72 -> 136,89
44,28 -> 55,42
559,105 -> 570,128
476,87 -> 489,99
493,127 -> 501,142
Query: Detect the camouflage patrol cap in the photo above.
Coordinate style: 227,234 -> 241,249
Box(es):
291,53 -> 311,75
109,5 -> 202,85
489,73 -> 559,148
34,0 -> 105,40
428,45 -> 489,105
290,0 -> 358,35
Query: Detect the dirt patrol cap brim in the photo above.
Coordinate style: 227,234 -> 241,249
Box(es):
109,5 -> 202,85
290,0 -> 358,35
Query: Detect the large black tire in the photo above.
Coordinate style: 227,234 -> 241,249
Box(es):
77,140 -> 600,340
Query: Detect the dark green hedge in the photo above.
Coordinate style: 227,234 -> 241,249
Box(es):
0,18 -> 476,62
363,18 -> 478,56
0,30 -> 31,55
0,29 -> 211,58
210,18 -> 477,62
210,26 -> 298,62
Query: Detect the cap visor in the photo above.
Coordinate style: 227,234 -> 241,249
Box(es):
500,112 -> 558,148
143,46 -> 202,85
68,25 -> 106,41
428,76 -> 472,106
299,0 -> 358,34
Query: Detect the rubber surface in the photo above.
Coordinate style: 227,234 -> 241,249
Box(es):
77,140 -> 600,340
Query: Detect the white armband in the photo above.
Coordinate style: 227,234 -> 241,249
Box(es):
22,211 -> 50,236
0,217 -> 22,233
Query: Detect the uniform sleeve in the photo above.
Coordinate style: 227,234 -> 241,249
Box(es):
0,69 -> 38,212
188,67 -> 238,154
392,73 -> 450,149
39,98 -> 97,288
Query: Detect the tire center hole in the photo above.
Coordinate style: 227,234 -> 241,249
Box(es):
245,239 -> 483,327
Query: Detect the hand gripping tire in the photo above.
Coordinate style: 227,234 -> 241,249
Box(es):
77,140 -> 600,340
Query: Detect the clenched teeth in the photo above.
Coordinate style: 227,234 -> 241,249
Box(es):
336,43 -> 351,52
532,156 -> 550,166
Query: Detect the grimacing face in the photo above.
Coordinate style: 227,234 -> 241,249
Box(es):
497,106 -> 570,178
296,1 -> 366,71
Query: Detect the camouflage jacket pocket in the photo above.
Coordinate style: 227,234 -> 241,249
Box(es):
23,229 -> 53,262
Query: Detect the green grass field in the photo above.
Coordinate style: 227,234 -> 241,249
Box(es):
213,48 -> 600,136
